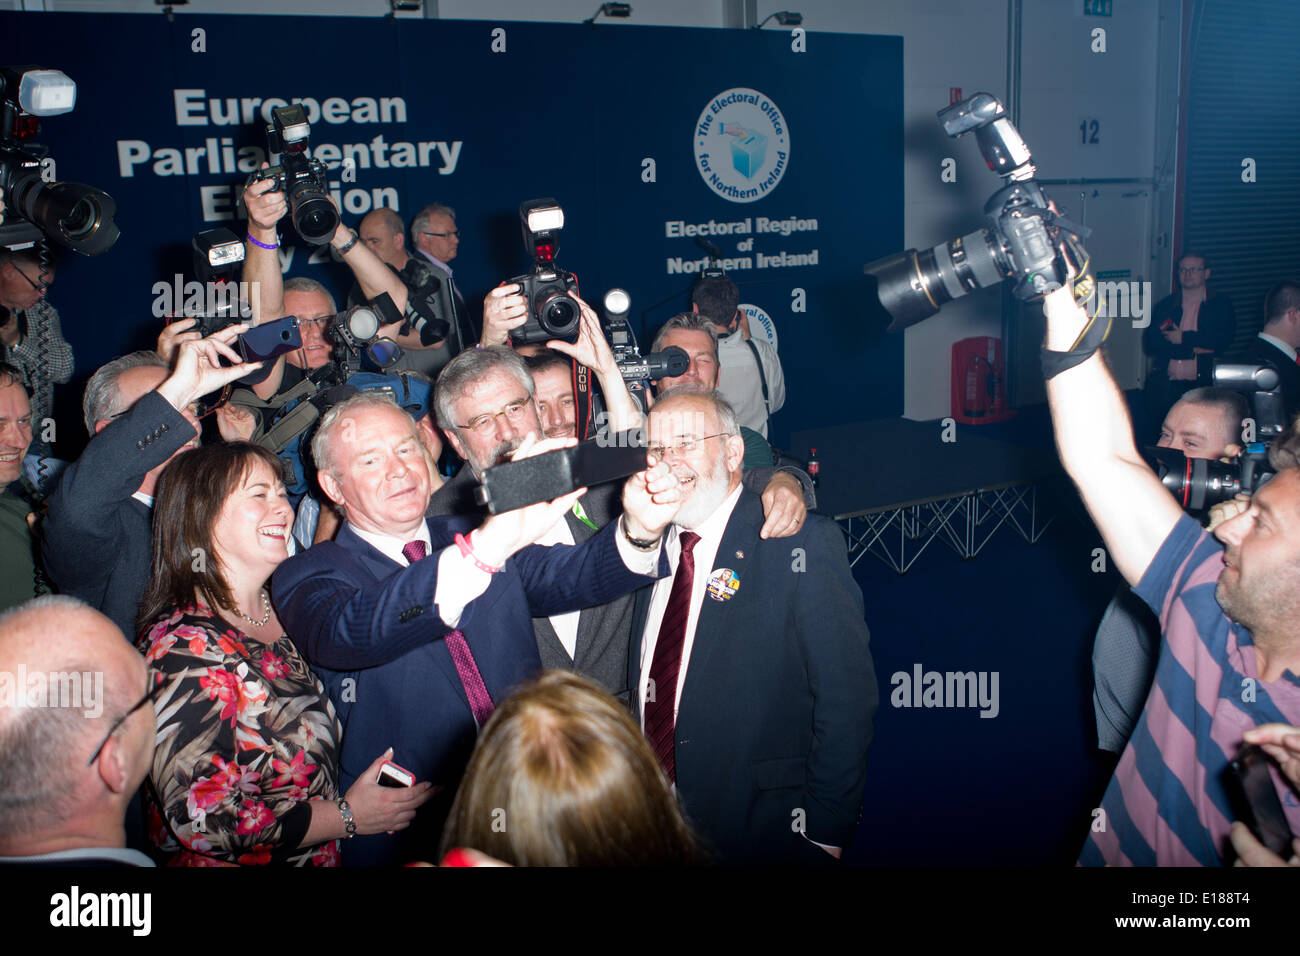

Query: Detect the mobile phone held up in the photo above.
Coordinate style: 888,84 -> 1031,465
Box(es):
377,760 -> 415,788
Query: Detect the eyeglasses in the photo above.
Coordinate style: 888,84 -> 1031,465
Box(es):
1179,266 -> 1206,274
87,677 -> 164,766
11,265 -> 52,293
421,230 -> 460,239
459,399 -> 531,435
647,433 -> 729,460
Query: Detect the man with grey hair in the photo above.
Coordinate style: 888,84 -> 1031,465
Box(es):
629,386 -> 876,864
0,596 -> 157,866
411,201 -> 476,356
42,327 -> 259,639
272,389 -> 681,865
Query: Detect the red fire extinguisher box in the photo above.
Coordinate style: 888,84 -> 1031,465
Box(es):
951,336 -> 1016,425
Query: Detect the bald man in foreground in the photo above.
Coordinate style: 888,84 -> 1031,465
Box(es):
0,596 -> 157,866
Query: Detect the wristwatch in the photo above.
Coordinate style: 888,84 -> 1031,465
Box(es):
620,515 -> 661,551
335,229 -> 360,256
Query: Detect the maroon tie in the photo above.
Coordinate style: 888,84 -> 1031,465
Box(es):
402,539 -> 495,727
644,531 -> 700,783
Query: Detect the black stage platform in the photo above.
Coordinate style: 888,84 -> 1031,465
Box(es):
788,417 -> 1067,573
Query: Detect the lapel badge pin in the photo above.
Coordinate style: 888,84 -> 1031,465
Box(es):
706,567 -> 740,602
735,550 -> 744,559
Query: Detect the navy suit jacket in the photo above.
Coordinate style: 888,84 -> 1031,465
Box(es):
272,513 -> 667,865
629,490 -> 877,865
42,391 -> 194,640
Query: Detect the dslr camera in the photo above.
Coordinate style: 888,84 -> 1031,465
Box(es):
864,92 -> 1091,332
1150,363 -> 1285,512
248,105 -> 338,246
508,198 -> 581,346
0,66 -> 119,255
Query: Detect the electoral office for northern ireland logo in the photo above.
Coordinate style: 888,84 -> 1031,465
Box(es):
695,88 -> 789,204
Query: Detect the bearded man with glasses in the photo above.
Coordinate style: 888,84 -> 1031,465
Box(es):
628,387 -> 876,865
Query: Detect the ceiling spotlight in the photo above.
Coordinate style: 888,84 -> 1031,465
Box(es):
389,0 -> 421,11
756,11 -> 803,29
584,3 -> 632,25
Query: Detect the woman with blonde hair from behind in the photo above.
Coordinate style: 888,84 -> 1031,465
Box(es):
440,671 -> 701,867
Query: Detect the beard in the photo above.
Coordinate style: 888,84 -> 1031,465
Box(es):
1216,561 -> 1300,638
672,451 -> 733,530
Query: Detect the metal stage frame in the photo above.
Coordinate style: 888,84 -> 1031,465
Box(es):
836,479 -> 1054,574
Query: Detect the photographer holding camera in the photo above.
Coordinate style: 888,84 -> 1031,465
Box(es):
1092,387 -> 1248,757
0,246 -> 72,458
1044,284 -> 1300,866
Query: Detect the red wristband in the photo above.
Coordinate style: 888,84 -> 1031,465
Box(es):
455,532 -> 503,574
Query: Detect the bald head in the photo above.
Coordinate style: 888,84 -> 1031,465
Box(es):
360,208 -> 409,269
0,597 -> 153,855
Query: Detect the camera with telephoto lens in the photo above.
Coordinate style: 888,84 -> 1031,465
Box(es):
0,66 -> 119,255
1148,362 -> 1284,512
508,198 -> 581,346
863,92 -> 1092,332
248,105 -> 338,246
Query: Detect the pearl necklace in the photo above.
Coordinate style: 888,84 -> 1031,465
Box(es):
236,589 -> 272,627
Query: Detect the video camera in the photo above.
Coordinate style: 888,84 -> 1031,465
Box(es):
248,105 -> 338,246
325,295 -> 404,379
1149,362 -> 1284,511
0,66 -> 119,255
863,92 -> 1092,332
508,198 -> 581,346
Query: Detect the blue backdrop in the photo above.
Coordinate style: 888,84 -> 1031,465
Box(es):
0,12 -> 903,453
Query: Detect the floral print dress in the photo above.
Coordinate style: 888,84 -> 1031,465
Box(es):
138,603 -> 344,866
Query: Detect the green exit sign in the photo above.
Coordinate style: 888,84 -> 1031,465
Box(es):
1084,0 -> 1113,15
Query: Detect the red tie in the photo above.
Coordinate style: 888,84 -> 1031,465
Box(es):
402,539 -> 495,727
644,531 -> 700,783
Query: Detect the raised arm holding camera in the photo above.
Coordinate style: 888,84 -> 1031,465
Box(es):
1044,285 -> 1300,866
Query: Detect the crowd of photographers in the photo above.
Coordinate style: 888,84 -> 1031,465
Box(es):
0,163 -> 899,868
5,113 -> 1300,865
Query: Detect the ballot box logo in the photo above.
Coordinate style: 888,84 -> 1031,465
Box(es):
739,303 -> 778,350
695,88 -> 790,203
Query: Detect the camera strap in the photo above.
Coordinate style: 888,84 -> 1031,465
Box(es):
1041,310 -> 1113,381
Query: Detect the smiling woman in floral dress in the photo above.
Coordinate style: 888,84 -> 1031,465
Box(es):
135,442 -> 432,866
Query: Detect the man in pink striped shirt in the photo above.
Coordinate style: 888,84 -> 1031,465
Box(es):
1041,285 -> 1300,866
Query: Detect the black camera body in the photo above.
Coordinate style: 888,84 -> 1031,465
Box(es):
0,66 -> 118,255
249,105 -> 337,246
508,198 -> 582,346
864,92 -> 1090,333
510,267 -> 581,346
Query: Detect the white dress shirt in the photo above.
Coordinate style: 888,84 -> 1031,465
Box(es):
637,483 -> 743,720
533,516 -> 581,659
716,328 -> 786,438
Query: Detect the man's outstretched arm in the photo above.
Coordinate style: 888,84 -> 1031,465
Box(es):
1043,286 -> 1184,586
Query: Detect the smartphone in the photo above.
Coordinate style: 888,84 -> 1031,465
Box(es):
377,760 -> 415,788
236,315 -> 303,385
1224,744 -> 1295,857
475,436 -> 648,514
